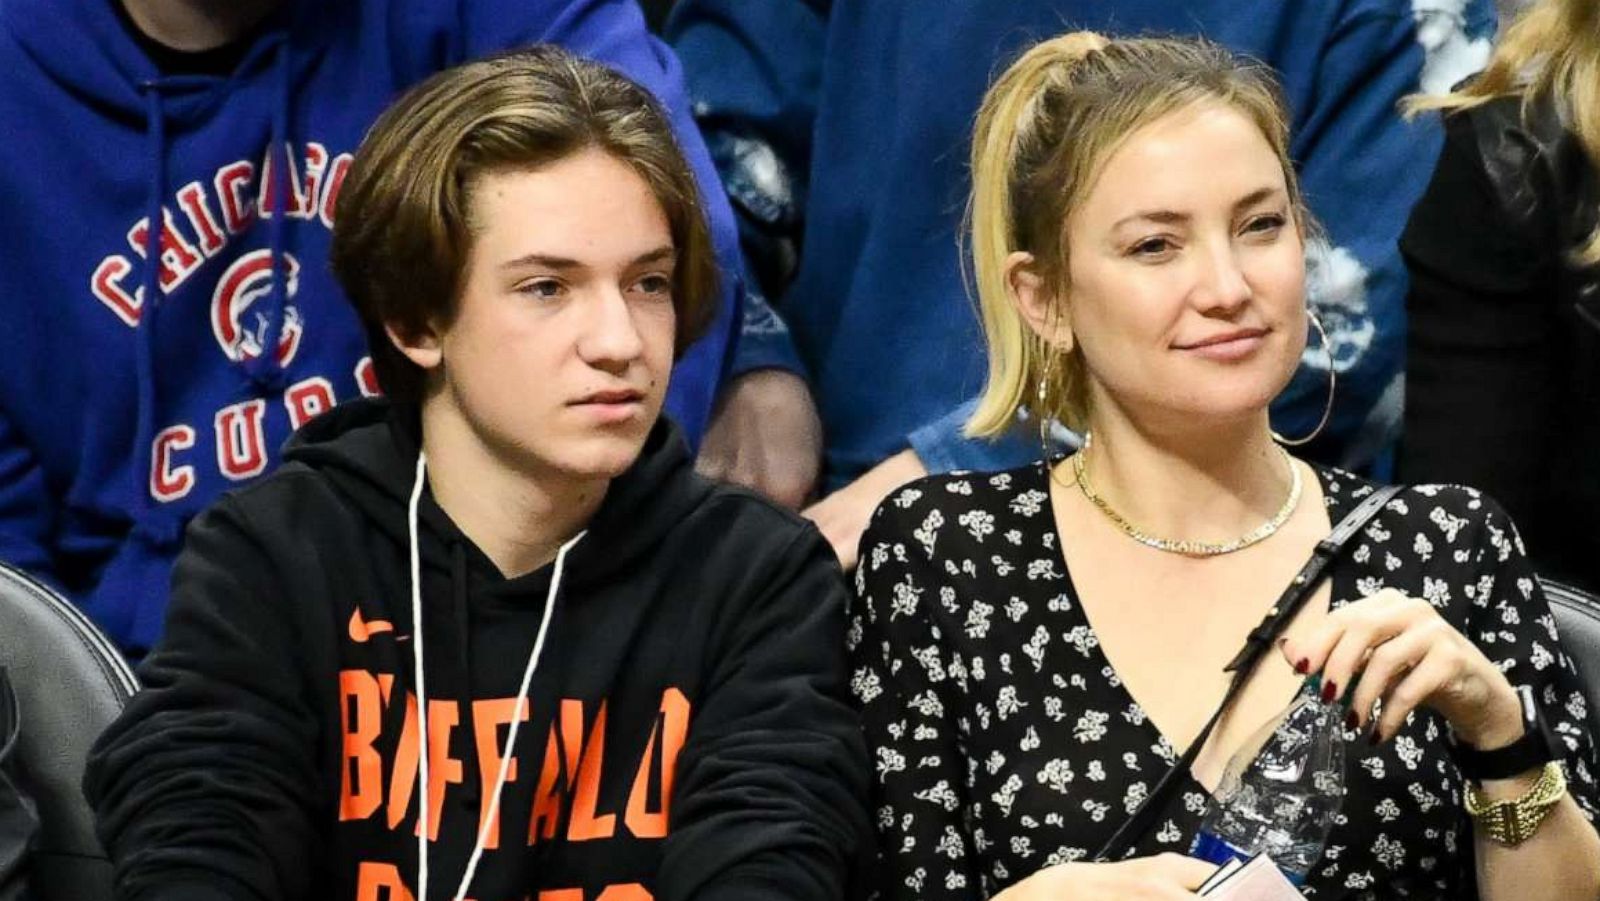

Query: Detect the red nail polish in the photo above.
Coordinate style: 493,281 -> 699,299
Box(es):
1321,680 -> 1337,703
1344,709 -> 1359,730
1294,658 -> 1309,675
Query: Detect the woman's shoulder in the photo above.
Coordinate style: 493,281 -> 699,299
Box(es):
1316,464 -> 1526,568
1404,90 -> 1576,285
1320,463 -> 1508,522
854,465 -> 1063,643
863,464 -> 1050,539
856,463 -> 1057,586
1442,90 -> 1580,230
1446,90 -> 1566,157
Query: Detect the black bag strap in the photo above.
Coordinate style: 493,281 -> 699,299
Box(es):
1092,483 -> 1404,862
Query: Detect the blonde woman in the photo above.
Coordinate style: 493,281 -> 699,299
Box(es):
849,33 -> 1600,900
1400,0 -> 1600,593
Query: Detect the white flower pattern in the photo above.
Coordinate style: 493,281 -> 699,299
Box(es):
849,462 -> 1599,900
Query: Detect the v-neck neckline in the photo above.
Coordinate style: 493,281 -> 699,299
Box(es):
1029,459 -> 1358,798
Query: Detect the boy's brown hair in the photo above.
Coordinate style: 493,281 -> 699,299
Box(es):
330,46 -> 720,402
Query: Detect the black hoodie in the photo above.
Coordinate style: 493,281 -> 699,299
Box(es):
84,399 -> 872,901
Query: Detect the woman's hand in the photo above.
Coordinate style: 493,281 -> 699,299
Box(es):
1281,588 -> 1525,748
992,853 -> 1215,900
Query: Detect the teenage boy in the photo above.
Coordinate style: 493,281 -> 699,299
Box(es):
0,0 -> 746,658
85,48 -> 870,901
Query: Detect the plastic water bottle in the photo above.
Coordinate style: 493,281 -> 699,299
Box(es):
1190,674 -> 1347,885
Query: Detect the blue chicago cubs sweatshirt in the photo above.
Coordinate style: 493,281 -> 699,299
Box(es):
673,0 -> 1497,484
0,0 -> 743,656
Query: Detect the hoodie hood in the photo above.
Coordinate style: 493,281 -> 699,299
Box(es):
284,397 -> 714,593
2,0 -> 336,126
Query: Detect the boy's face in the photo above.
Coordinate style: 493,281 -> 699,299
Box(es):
405,148 -> 678,484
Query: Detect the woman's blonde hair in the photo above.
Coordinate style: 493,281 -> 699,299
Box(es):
330,46 -> 719,402
965,33 -> 1306,438
1405,0 -> 1600,264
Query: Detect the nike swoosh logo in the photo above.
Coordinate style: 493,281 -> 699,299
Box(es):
348,607 -> 395,643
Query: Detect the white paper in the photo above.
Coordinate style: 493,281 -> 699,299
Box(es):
1198,855 -> 1303,900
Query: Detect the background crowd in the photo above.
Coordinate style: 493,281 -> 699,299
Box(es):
0,0 -> 1591,653
0,0 -> 1597,898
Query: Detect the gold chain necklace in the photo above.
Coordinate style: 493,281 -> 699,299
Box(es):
1070,432 -> 1302,557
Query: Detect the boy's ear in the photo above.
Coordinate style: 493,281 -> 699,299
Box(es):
1006,251 -> 1073,353
385,320 -> 443,371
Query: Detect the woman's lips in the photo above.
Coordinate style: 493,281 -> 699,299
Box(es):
1175,328 -> 1269,362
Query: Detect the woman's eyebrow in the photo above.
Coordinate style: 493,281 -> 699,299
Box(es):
1232,186 -> 1285,211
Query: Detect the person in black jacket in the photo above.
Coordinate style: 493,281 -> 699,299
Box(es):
1399,0 -> 1600,592
83,47 -> 871,901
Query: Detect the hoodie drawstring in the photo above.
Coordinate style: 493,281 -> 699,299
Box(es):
132,37 -> 292,543
133,83 -> 173,545
133,75 -> 210,545
244,36 -> 292,389
408,452 -> 584,901
450,543 -> 478,810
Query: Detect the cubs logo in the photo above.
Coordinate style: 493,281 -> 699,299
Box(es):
211,249 -> 304,366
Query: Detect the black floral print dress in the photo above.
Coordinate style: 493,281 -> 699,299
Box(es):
848,462 -> 1599,899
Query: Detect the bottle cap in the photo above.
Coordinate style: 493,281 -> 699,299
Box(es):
1300,672 -> 1357,710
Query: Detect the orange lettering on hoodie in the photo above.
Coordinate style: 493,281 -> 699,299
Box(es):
338,670 -> 384,821
385,689 -> 420,830
379,694 -> 463,839
529,699 -> 618,843
532,886 -> 652,901
624,689 -> 691,839
568,702 -> 616,841
354,861 -> 415,901
472,697 -> 529,849
422,699 -> 463,840
530,701 -> 584,843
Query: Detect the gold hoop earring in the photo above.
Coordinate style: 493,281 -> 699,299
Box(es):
1272,308 -> 1335,447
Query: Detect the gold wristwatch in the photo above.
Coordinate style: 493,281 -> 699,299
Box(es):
1464,760 -> 1567,847
1454,685 -> 1567,847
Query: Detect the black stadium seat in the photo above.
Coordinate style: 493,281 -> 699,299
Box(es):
0,561 -> 134,901
1542,577 -> 1600,745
